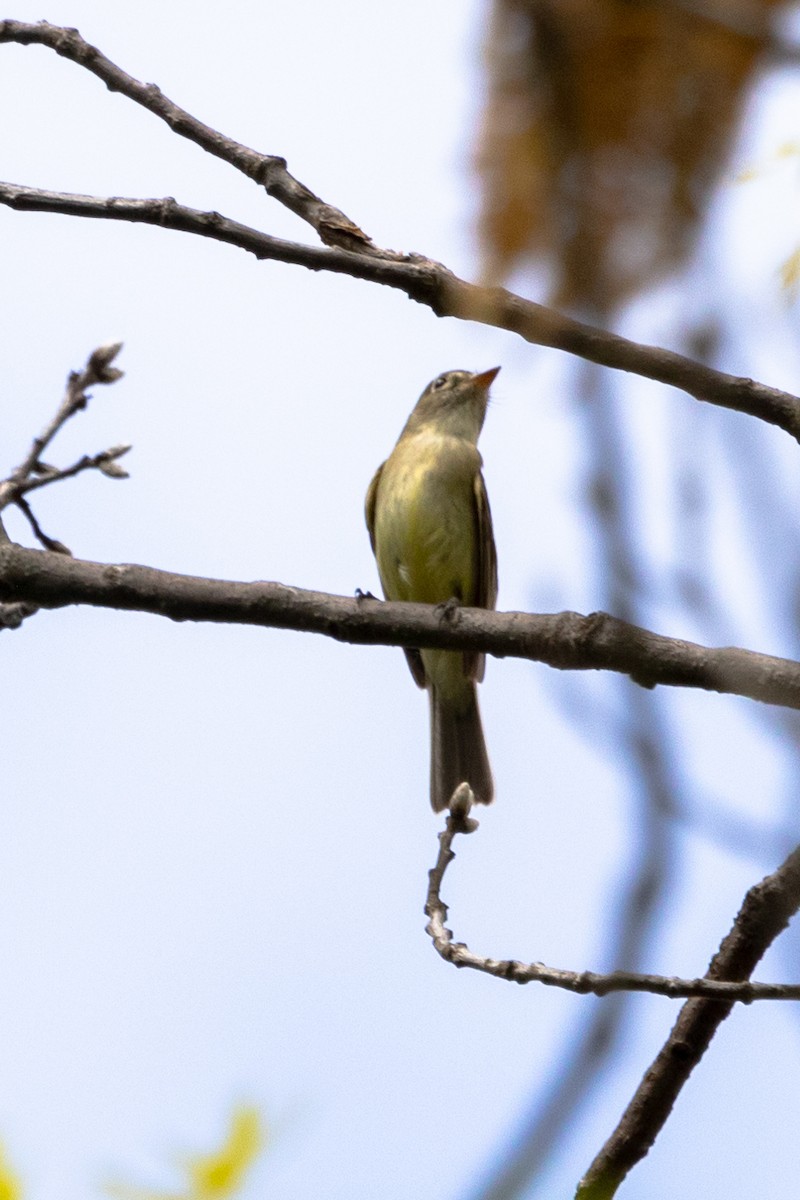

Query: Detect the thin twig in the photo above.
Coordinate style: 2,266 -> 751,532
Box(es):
1,180 -> 798,441
576,843 -> 800,1197
425,808 -> 800,1003
15,497 -> 71,555
0,343 -> 127,550
1,341 -> 124,502
17,445 -> 131,497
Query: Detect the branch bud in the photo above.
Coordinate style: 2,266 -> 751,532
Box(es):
87,341 -> 125,384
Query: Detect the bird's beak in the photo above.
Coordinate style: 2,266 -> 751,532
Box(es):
472,366 -> 501,390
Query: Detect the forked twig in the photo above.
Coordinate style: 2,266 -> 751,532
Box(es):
0,342 -> 129,555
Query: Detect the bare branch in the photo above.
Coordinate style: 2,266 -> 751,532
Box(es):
2,180 -> 799,441
14,497 -> 72,555
0,543 -> 798,711
3,20 -> 798,451
18,445 -> 132,497
0,341 -> 125,507
0,19 -> 379,255
425,806 -> 800,1004
577,842 -> 800,1197
0,21 -> 799,436
0,181 -> 364,270
0,342 -> 127,551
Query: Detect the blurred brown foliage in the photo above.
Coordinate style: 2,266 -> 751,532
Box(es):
476,0 -> 787,309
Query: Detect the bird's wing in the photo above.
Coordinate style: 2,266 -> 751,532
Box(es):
474,469 -> 498,612
365,458 -> 427,688
364,461 -> 383,553
467,468 -> 498,683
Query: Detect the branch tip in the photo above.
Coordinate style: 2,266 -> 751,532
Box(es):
448,782 -> 479,832
87,340 -> 124,383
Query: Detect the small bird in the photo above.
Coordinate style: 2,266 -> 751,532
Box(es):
365,367 -> 499,812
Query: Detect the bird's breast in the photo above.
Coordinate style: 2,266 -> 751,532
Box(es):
373,432 -> 479,606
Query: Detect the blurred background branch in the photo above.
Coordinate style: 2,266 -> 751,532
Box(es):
468,1 -> 800,1195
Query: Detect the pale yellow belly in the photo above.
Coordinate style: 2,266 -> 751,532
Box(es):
373,433 -> 479,702
373,434 -> 478,608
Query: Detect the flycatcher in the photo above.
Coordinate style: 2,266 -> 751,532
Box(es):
365,367 -> 499,812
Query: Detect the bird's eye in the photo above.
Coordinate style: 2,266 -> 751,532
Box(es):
432,375 -> 449,390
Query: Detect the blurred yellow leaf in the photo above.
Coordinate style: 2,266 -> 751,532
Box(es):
780,246 -> 800,296
0,1145 -> 22,1200
736,139 -> 800,182
104,1106 -> 266,1200
186,1107 -> 264,1198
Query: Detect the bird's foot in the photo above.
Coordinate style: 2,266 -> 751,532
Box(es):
435,596 -> 461,623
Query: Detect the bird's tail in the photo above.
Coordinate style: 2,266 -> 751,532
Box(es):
429,684 -> 494,813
